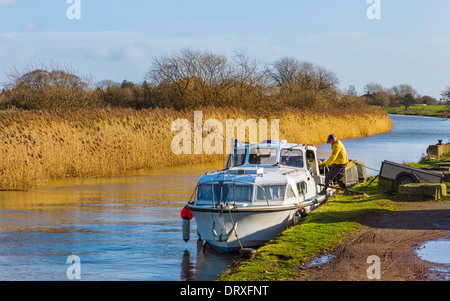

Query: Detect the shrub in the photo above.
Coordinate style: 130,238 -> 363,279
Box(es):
5,64 -> 101,111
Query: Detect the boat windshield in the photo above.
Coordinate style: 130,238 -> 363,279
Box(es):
280,149 -> 304,168
197,183 -> 220,201
223,185 -> 253,202
248,147 -> 278,165
226,148 -> 247,169
256,185 -> 286,201
197,183 -> 253,203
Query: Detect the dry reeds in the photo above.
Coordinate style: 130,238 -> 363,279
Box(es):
0,106 -> 392,190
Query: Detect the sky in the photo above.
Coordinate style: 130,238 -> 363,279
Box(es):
0,0 -> 449,99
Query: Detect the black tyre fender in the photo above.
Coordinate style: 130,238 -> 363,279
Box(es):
394,172 -> 419,192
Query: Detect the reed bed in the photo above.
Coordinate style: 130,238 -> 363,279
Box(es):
0,106 -> 392,190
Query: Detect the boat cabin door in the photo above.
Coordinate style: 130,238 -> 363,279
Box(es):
306,150 -> 319,176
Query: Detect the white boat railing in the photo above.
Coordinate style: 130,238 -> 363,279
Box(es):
189,180 -> 270,207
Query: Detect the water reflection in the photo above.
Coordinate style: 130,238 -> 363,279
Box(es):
416,237 -> 450,281
416,238 -> 450,265
0,160 -> 237,281
181,250 -> 195,281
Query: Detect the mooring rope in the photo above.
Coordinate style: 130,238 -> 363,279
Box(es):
228,207 -> 244,250
354,162 -> 380,173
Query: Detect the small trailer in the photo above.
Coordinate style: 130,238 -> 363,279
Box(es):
379,160 -> 444,192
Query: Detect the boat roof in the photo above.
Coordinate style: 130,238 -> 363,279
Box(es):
234,140 -> 317,151
196,140 -> 315,185
198,166 -> 306,186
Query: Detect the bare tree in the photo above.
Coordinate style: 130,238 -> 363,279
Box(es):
389,84 -> 419,109
229,51 -> 267,106
363,82 -> 385,95
401,93 -> 417,111
389,84 -> 418,99
311,65 -> 339,92
146,48 -> 233,108
196,50 -> 231,106
362,83 -> 391,107
266,57 -> 301,94
146,48 -> 197,108
441,86 -> 450,104
266,57 -> 339,108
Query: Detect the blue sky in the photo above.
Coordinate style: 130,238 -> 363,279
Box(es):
1,0 -> 449,98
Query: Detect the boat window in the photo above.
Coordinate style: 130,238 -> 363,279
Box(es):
297,181 -> 307,195
233,149 -> 247,167
226,149 -> 247,168
249,148 -> 278,165
223,185 -> 253,202
280,149 -> 304,168
286,184 -> 296,199
256,185 -> 286,201
197,183 -> 221,201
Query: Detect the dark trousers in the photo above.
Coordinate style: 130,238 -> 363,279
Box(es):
325,164 -> 347,190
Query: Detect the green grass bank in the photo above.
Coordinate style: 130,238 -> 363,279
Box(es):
384,105 -> 450,118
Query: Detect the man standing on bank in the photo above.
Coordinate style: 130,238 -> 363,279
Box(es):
319,134 -> 349,195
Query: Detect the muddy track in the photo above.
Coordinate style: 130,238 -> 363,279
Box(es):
298,200 -> 450,281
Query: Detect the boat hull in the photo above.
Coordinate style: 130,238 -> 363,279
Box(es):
188,205 -> 301,253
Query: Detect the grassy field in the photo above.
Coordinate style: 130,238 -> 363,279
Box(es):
384,105 -> 450,118
218,154 -> 450,281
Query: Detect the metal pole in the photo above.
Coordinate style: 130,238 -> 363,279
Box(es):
233,180 -> 236,207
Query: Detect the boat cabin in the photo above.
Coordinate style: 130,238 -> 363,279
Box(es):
192,140 -> 323,207
225,140 -> 320,176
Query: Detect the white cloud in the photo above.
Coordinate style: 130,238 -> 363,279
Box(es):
23,21 -> 39,31
0,31 -> 285,63
0,30 -> 283,84
295,31 -> 450,98
0,31 -> 149,61
1,29 -> 447,98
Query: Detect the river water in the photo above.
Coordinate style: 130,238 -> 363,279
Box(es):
319,114 -> 450,175
0,161 -> 238,281
0,114 -> 449,281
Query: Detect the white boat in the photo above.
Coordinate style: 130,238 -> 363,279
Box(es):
183,140 -> 335,253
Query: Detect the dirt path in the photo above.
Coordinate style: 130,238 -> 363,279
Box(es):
298,200 -> 450,281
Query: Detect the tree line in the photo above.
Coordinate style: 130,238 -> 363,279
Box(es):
0,48 -> 448,112
362,82 -> 448,110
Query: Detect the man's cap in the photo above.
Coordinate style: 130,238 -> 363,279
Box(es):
327,134 -> 336,144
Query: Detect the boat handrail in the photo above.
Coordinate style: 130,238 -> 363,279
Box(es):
189,179 -> 270,207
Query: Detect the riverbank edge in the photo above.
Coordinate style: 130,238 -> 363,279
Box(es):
0,106 -> 392,191
387,112 -> 450,118
217,155 -> 450,281
384,105 -> 450,119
